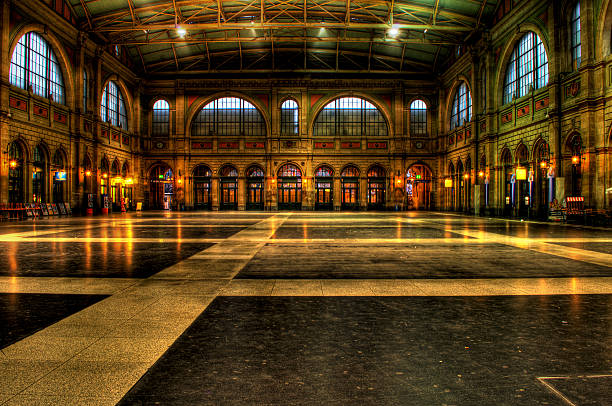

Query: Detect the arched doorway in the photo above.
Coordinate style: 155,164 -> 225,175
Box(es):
341,165 -> 360,210
465,157 -> 472,212
447,162 -> 455,211
150,164 -> 174,210
406,164 -> 432,210
110,160 -> 120,210
277,163 -> 302,210
219,165 -> 238,210
121,162 -> 132,210
8,142 -> 24,204
246,166 -> 264,210
100,158 -> 110,208
314,166 -> 333,210
52,150 -> 66,203
568,135 -> 583,197
535,142 -> 551,219
500,149 -> 513,217
32,145 -> 47,203
367,165 -> 386,210
456,160 -> 464,212
193,165 -> 212,210
516,145 -> 530,218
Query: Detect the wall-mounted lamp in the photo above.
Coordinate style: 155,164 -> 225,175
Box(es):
9,160 -> 17,168
463,173 -> 469,179
478,171 -> 484,178
540,161 -> 548,169
571,155 -> 580,165
444,179 -> 453,188
85,170 -> 92,177
102,173 -> 108,179
516,167 -> 527,180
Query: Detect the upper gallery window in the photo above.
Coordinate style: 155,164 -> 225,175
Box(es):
410,100 -> 427,136
571,3 -> 581,70
152,99 -> 170,136
10,32 -> 65,104
280,99 -> 299,136
191,97 -> 266,137
101,81 -> 128,129
313,97 -> 387,137
450,82 -> 472,130
503,32 -> 549,104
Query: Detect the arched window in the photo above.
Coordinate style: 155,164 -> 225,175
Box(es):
571,3 -> 581,70
503,32 -> 549,104
101,81 -> 128,129
152,99 -> 170,136
367,166 -> 386,178
450,82 -> 472,130
111,160 -> 120,177
315,166 -> 333,177
341,166 -> 360,177
52,150 -> 64,169
278,164 -> 302,177
83,70 -> 88,111
10,32 -> 65,105
313,97 -> 387,137
247,166 -> 264,177
33,145 -> 47,203
191,97 -> 265,137
410,100 -> 427,136
280,99 -> 299,136
219,166 -> 238,177
121,162 -> 129,178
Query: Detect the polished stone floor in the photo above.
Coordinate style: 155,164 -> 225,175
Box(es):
1,211 -> 611,405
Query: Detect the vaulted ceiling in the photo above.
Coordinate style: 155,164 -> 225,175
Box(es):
69,0 -> 499,77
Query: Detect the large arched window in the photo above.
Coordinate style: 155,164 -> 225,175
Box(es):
191,97 -> 266,137
152,99 -> 170,136
313,97 -> 387,137
410,100 -> 427,136
571,3 -> 581,70
503,32 -> 549,104
101,81 -> 128,129
10,32 -> 65,105
450,82 -> 472,130
280,99 -> 299,136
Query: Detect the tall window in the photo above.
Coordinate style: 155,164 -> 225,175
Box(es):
191,97 -> 265,137
280,99 -> 299,136
410,100 -> 427,135
9,32 -> 65,105
313,97 -> 387,137
152,99 -> 170,136
101,81 -> 128,129
83,70 -> 88,112
571,3 -> 581,70
450,82 -> 472,130
503,32 -> 549,104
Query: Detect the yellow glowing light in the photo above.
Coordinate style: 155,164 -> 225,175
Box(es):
444,179 -> 453,188
178,179 -> 183,184
540,161 -> 548,169
478,171 -> 484,178
9,160 -> 17,168
516,167 -> 527,180
125,178 -> 133,185
464,173 -> 469,179
572,155 -> 580,165
102,173 -> 108,179
85,170 -> 92,177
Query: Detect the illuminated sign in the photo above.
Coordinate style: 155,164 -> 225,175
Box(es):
516,167 -> 527,180
444,179 -> 453,188
54,171 -> 67,181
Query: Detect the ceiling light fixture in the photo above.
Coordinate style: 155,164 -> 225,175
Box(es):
177,26 -> 187,38
388,25 -> 400,37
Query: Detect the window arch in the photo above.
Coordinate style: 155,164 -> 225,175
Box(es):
277,164 -> 302,177
121,162 -> 129,178
219,165 -> 238,177
450,82 -> 472,130
246,166 -> 264,177
111,160 -> 120,177
571,3 -> 581,70
152,99 -> 170,136
367,165 -> 386,178
10,31 -> 65,105
313,97 -> 387,137
52,149 -> 64,169
503,32 -> 549,104
280,99 -> 299,136
315,166 -> 333,177
410,100 -> 427,135
341,165 -> 360,177
191,97 -> 266,137
101,81 -> 128,129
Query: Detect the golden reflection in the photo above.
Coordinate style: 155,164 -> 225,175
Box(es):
8,242 -> 18,274
302,223 -> 308,240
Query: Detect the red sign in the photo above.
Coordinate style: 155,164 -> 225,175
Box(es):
246,142 -> 265,149
54,112 -> 67,124
219,141 -> 239,149
315,141 -> 334,149
34,105 -> 48,118
9,97 -> 27,111
341,142 -> 361,149
367,142 -> 387,149
192,142 -> 212,149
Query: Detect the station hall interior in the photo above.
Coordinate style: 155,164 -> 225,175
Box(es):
1,0 -> 612,404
